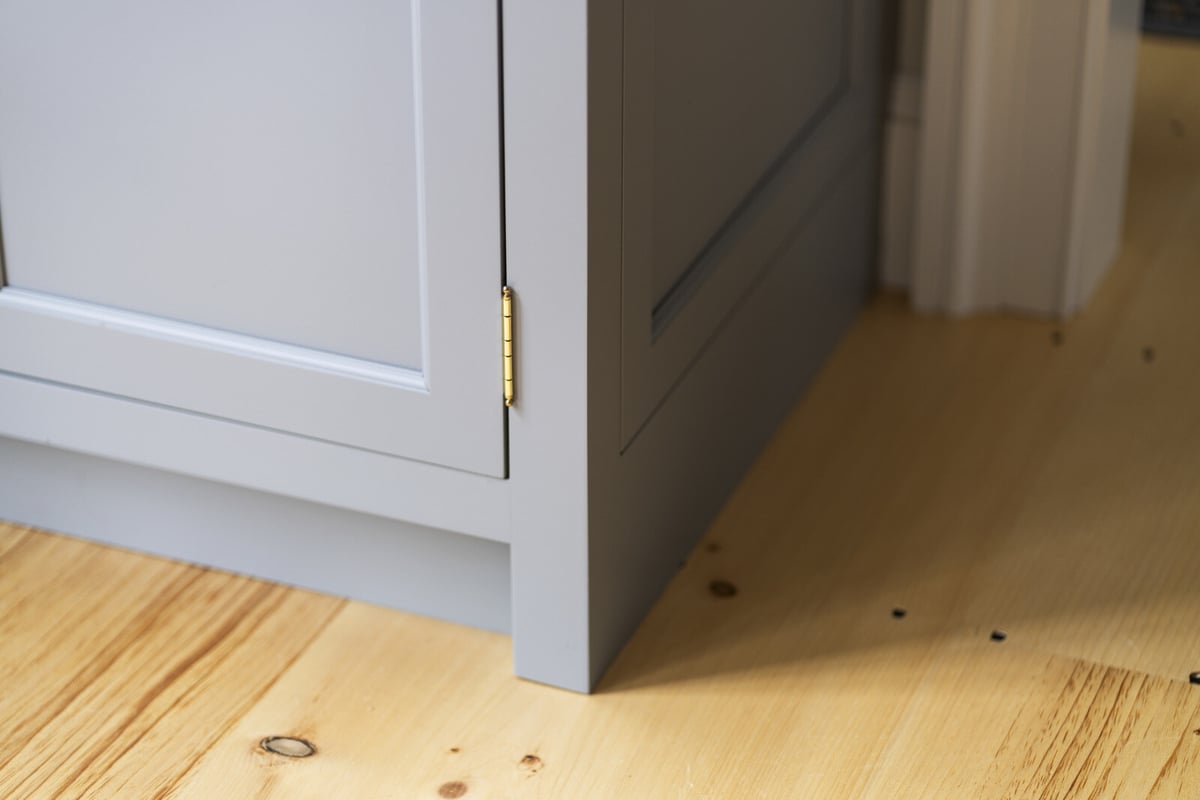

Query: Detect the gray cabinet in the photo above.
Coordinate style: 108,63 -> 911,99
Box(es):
0,0 -> 504,476
0,0 -> 881,692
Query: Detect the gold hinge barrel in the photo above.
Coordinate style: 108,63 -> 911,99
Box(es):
502,286 -> 515,407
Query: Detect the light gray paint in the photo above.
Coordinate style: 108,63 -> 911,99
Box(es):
0,0 -> 882,693
503,0 -> 595,691
504,0 -> 880,690
591,156 -> 877,685
0,437 -> 511,634
0,0 -> 423,367
643,0 -> 847,300
589,0 -> 882,686
0,0 -> 506,477
620,0 -> 877,446
0,371 -> 510,542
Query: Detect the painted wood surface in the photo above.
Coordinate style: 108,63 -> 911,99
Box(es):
0,0 -> 505,476
0,0 -> 883,693
911,0 -> 1142,317
1064,0 -> 1143,311
0,436 -> 512,633
0,371 -> 511,543
504,0 -> 883,690
0,1 -> 425,367
2,36 -> 1200,795
1,36 -> 1199,792
573,0 -> 882,691
620,0 -> 881,443
501,0 -> 594,691
879,0 -> 926,290
637,0 -> 846,301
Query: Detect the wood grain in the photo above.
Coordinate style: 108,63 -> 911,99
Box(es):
3,36 -> 1200,799
0,535 -> 345,799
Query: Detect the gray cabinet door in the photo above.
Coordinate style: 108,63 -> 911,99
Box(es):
0,1 -> 504,476
620,0 -> 878,445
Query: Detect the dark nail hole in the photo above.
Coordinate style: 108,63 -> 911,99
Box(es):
1051,330 -> 1064,346
449,747 -> 460,754
260,736 -> 316,758
1193,728 -> 1200,736
892,608 -> 907,619
519,754 -> 543,771
1143,347 -> 1156,363
709,580 -> 738,598
990,630 -> 1007,642
1189,671 -> 1200,685
705,542 -> 721,553
438,781 -> 469,798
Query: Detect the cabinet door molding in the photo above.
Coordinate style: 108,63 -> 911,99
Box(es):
0,0 -> 505,476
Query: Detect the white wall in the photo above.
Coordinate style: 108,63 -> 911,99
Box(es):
901,0 -> 1141,316
1064,0 -> 1141,311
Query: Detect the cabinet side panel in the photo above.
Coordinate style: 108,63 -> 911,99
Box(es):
578,0 -> 882,689
590,154 -> 879,688
621,0 -> 879,445
646,0 -> 847,299
503,0 -> 595,692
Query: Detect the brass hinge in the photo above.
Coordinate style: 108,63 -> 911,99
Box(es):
502,286 -> 515,407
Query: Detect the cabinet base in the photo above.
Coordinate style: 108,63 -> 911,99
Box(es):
0,437 -> 511,634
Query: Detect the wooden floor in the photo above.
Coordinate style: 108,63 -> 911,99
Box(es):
4,38 -> 1200,800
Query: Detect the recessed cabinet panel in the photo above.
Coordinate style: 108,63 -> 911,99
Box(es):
621,0 -> 878,445
650,0 -> 846,302
0,0 -> 423,367
0,1 -> 505,476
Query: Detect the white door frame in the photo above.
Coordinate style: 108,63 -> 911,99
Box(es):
908,0 -> 1141,317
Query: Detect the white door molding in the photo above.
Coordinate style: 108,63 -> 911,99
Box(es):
910,0 -> 1141,317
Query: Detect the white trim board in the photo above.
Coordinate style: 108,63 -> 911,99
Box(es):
910,0 -> 1140,317
879,0 -> 926,290
879,72 -> 923,290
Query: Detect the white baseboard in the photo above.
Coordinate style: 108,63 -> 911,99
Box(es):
880,73 -> 923,290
